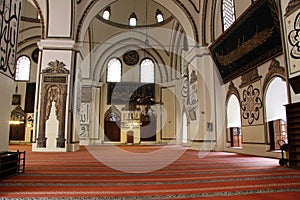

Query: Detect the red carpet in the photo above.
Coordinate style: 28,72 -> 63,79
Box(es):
1,145 -> 300,199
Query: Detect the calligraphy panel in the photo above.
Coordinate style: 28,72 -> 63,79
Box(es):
107,82 -> 155,105
285,10 -> 300,75
0,0 -> 22,79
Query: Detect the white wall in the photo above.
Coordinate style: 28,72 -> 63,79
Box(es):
227,95 -> 241,128
265,77 -> 288,122
0,76 -> 14,152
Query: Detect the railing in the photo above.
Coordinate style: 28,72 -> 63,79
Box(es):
0,150 -> 25,179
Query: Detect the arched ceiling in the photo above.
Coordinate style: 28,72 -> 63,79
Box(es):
76,0 -> 197,46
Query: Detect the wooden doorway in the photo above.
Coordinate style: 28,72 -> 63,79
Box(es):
9,105 -> 26,141
161,87 -> 176,140
140,113 -> 156,142
104,106 -> 121,142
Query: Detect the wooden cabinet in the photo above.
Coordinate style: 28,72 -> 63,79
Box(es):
286,102 -> 300,169
268,119 -> 287,150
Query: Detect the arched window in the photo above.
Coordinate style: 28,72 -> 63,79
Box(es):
156,9 -> 163,23
15,56 -> 31,81
140,58 -> 154,83
222,0 -> 236,31
107,58 -> 122,82
129,12 -> 137,26
103,6 -> 111,20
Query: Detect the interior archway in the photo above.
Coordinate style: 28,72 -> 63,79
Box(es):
265,77 -> 288,150
226,94 -> 242,148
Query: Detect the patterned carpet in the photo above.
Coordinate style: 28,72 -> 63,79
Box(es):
1,145 -> 300,199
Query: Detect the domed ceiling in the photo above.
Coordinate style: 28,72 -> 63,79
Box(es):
98,0 -> 173,28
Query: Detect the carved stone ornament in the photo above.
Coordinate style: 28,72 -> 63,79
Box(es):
105,105 -> 121,122
81,87 -> 92,102
42,60 -> 69,74
263,59 -> 286,93
226,81 -> 240,102
240,68 -> 261,88
241,85 -> 263,125
37,61 -> 69,148
286,0 -> 300,16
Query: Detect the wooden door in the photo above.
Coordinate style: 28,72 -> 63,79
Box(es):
104,121 -> 120,142
140,114 -> 156,141
161,87 -> 176,140
127,130 -> 134,143
104,107 -> 121,142
9,124 -> 25,141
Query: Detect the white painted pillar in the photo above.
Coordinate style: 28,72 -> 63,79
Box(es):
32,0 -> 80,152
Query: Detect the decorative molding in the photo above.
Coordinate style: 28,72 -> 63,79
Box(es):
285,0 -> 300,16
32,0 -> 45,39
37,62 -> 69,148
104,105 -> 121,121
21,16 -> 40,23
188,0 -> 201,13
241,85 -> 263,125
201,0 -> 208,46
171,0 -> 200,45
42,60 -> 69,74
226,81 -> 240,104
239,68 -> 261,88
263,59 -> 286,93
81,87 -> 92,102
10,105 -> 25,121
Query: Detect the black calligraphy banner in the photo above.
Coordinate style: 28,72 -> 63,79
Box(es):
209,0 -> 282,84
0,0 -> 22,79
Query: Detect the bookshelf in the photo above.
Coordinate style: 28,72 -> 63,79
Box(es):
286,102 -> 300,169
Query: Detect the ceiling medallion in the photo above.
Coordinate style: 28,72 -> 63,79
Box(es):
123,50 -> 139,66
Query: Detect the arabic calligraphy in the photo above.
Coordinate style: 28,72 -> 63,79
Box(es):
0,0 -> 22,78
288,12 -> 300,60
216,27 -> 274,67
